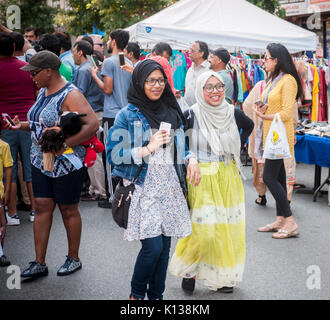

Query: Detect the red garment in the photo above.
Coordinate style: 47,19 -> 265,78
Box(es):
81,135 -> 105,168
318,68 -> 327,121
0,57 -> 36,121
148,55 -> 176,94
184,52 -> 192,70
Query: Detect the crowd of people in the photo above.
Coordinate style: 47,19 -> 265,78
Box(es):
0,24 -> 302,300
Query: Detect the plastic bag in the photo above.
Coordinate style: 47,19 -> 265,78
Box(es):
263,113 -> 291,160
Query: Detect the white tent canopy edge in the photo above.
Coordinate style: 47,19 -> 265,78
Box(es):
126,0 -> 317,54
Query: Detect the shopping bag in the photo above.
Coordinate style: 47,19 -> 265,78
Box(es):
263,113 -> 291,160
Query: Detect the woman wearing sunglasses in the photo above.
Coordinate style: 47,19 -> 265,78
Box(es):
11,50 -> 99,279
254,43 -> 302,239
169,71 -> 253,294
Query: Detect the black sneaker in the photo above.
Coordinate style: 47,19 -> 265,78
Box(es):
21,261 -> 48,279
97,199 -> 112,209
0,255 -> 11,267
57,256 -> 82,276
181,278 -> 195,293
218,286 -> 234,293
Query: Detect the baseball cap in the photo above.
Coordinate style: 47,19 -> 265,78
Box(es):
20,50 -> 61,72
212,48 -> 231,65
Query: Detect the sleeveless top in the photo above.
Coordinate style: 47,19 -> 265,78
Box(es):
27,82 -> 86,178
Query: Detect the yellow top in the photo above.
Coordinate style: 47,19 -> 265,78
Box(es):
262,74 -> 298,157
0,139 -> 13,198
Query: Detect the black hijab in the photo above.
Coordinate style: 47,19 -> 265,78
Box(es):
127,59 -> 185,130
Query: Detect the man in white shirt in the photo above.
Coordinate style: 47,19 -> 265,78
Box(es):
184,41 -> 210,106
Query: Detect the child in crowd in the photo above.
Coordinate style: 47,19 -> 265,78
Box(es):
0,121 -> 13,267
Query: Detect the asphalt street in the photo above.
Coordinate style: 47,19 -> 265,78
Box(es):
0,162 -> 329,300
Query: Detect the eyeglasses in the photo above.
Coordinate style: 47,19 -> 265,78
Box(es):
264,55 -> 274,61
203,83 -> 225,93
145,78 -> 167,86
30,69 -> 43,77
189,48 -> 199,53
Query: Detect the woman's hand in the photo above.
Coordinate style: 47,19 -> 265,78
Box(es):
147,130 -> 171,153
258,103 -> 268,114
253,106 -> 274,120
187,157 -> 201,187
3,115 -> 21,130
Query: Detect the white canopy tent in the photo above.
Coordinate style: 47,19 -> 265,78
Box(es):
126,0 -> 317,54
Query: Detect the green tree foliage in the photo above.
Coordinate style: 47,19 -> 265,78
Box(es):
0,0 -> 56,34
247,0 -> 286,18
55,0 -> 102,35
55,0 -> 178,37
100,0 -> 172,32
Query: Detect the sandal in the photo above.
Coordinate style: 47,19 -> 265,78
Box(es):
257,223 -> 281,232
255,195 -> 267,206
272,229 -> 300,239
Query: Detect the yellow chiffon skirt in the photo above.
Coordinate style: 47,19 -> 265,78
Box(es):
169,161 -> 246,290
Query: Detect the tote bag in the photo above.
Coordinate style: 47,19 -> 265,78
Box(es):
263,113 -> 291,160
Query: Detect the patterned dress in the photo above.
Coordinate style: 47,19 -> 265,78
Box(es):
124,147 -> 192,242
27,83 -> 85,178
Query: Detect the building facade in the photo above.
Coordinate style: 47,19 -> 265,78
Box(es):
279,0 -> 330,57
46,0 -> 68,10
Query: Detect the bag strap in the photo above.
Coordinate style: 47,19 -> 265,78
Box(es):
132,162 -> 145,183
275,113 -> 281,122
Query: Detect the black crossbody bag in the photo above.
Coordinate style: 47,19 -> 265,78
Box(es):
112,163 -> 144,229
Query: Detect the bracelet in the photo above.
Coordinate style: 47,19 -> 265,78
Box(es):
145,145 -> 154,155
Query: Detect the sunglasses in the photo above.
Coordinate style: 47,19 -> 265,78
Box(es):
30,69 -> 43,77
264,55 -> 275,61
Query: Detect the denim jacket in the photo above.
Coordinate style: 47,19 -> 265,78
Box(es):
106,103 -> 192,193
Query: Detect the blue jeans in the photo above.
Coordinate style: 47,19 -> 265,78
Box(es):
131,235 -> 171,300
2,129 -> 32,182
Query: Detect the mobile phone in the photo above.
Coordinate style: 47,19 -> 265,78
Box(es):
87,55 -> 97,68
159,122 -> 171,134
118,52 -> 125,66
2,113 -> 18,128
255,100 -> 264,106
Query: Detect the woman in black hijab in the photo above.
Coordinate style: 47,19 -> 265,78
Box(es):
107,59 -> 201,300
127,59 -> 184,130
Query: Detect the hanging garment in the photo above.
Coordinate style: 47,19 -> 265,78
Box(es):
170,50 -> 188,92
311,64 -> 319,122
318,68 -> 327,121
